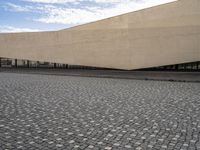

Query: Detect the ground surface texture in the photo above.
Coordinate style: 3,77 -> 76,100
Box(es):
1,68 -> 200,82
0,73 -> 200,150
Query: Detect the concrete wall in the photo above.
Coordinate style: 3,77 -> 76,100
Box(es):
0,0 -> 199,70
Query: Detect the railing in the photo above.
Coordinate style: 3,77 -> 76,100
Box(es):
0,57 -> 199,71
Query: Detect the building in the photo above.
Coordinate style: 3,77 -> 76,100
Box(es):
0,0 -> 199,70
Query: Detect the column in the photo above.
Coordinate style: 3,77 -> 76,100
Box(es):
191,63 -> 193,71
27,60 -> 30,68
54,63 -> 57,68
37,61 -> 39,68
175,65 -> 178,70
15,59 -> 18,68
183,64 -> 186,71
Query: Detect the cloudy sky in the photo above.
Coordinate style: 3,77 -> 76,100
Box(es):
0,0 -> 176,33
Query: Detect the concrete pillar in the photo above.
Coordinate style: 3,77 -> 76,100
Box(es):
183,64 -> 186,71
6,59 -> 8,66
22,60 -> 25,66
175,65 -> 178,70
15,59 -> 18,68
27,60 -> 30,68
175,64 -> 178,70
191,63 -> 193,71
54,63 -> 57,68
37,61 -> 39,68
163,66 -> 167,70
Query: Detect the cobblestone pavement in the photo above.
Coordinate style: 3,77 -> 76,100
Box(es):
0,73 -> 200,150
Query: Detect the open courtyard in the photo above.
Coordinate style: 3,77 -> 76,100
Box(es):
0,73 -> 200,150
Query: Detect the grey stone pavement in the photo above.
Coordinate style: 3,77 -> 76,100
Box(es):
0,73 -> 200,150
1,68 -> 200,82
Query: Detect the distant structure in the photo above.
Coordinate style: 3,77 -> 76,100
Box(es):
0,0 -> 199,70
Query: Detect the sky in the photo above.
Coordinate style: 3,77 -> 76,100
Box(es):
0,0 -> 177,33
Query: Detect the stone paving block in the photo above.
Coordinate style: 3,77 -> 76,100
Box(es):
0,73 -> 200,150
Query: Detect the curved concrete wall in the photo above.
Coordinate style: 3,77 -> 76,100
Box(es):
0,0 -> 199,70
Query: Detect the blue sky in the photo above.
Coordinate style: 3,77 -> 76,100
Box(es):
0,0 -> 176,33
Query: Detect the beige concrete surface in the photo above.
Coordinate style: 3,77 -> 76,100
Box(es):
0,0 -> 199,70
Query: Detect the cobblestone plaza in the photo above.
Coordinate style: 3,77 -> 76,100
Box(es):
0,73 -> 200,150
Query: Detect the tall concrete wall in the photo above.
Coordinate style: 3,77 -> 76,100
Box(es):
0,0 -> 199,70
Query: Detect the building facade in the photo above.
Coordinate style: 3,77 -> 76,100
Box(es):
0,0 -> 199,70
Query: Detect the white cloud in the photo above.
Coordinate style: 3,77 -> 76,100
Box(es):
5,3 -> 33,12
34,0 -> 177,25
22,0 -> 135,4
4,0 -> 177,27
22,0 -> 78,4
0,26 -> 41,33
